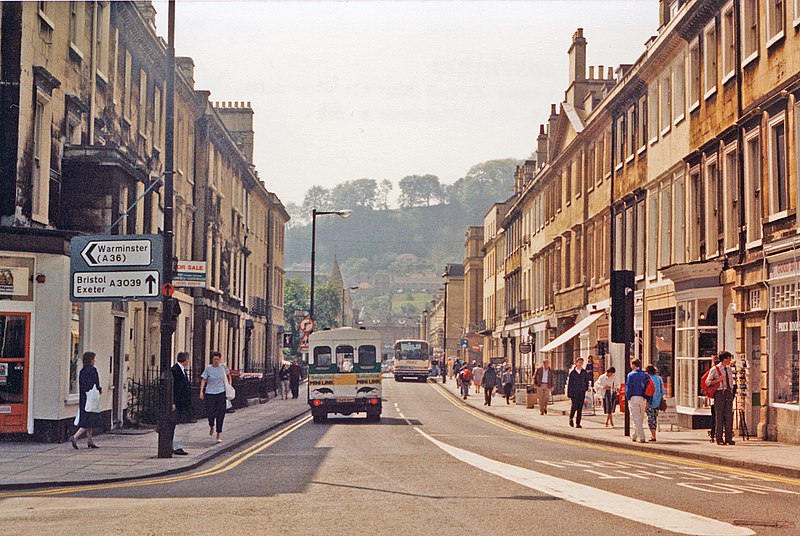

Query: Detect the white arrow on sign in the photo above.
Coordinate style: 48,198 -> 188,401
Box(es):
81,239 -> 152,267
73,270 -> 160,299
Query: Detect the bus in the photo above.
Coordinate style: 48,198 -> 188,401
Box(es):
307,327 -> 383,423
393,339 -> 431,382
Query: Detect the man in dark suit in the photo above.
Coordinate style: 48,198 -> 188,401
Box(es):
172,351 -> 192,455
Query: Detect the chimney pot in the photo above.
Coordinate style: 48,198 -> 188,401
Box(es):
588,66 -> 594,79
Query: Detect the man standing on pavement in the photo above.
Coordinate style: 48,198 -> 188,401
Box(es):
289,360 -> 302,399
533,360 -> 554,415
171,351 -> 192,456
626,358 -> 649,443
567,358 -> 590,427
706,351 -> 736,446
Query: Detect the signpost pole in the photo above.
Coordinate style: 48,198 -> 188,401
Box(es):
157,0 -> 177,459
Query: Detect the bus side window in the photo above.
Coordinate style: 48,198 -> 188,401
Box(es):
314,346 -> 332,369
358,345 -> 377,368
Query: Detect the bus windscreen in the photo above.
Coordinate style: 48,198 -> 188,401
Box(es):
395,341 -> 429,360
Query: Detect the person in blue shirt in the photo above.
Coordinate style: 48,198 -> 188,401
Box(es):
645,364 -> 666,442
625,359 -> 649,443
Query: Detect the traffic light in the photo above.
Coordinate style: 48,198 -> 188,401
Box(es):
162,297 -> 182,335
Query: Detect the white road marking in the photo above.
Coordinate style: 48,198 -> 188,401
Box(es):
415,428 -> 754,536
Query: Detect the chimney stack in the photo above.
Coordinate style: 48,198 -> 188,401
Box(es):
536,124 -> 549,166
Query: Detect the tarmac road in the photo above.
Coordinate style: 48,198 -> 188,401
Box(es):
0,377 -> 798,536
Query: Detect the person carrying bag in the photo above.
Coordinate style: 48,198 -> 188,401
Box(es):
69,352 -> 102,449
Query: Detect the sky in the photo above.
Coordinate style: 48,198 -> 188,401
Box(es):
154,1 -> 658,206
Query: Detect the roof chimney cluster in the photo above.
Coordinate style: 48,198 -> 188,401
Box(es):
213,101 -> 253,109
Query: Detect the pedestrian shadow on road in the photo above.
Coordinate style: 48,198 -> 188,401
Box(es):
311,480 -> 561,501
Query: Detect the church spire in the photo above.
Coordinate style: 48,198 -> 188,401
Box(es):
329,254 -> 344,289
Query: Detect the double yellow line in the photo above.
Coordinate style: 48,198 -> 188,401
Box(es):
430,382 -> 800,487
1,414 -> 312,498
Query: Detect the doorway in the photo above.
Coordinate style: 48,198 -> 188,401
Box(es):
0,313 -> 30,433
746,326 -> 761,434
112,316 -> 124,427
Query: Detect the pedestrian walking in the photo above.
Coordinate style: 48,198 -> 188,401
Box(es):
459,365 -> 472,399
289,360 -> 302,399
447,358 -> 455,379
441,359 -> 447,384
706,356 -> 720,443
502,367 -> 514,404
593,367 -> 617,427
171,351 -> 192,455
472,363 -> 484,394
706,351 -> 736,446
645,365 -> 666,442
533,360 -> 554,415
69,352 -> 102,449
586,355 -> 595,386
625,359 -> 649,443
279,363 -> 291,400
482,364 -> 497,406
199,351 -> 231,443
567,358 -> 590,428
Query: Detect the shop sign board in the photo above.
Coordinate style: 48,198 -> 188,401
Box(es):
0,267 -> 29,296
70,234 -> 163,302
174,260 -> 207,288
659,397 -> 679,425
519,343 -> 532,354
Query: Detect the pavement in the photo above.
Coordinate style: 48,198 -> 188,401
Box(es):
436,377 -> 800,479
0,395 -> 309,490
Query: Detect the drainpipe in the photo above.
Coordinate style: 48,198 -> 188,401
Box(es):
88,1 -> 98,143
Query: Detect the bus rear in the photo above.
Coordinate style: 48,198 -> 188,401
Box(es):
393,339 -> 431,382
308,327 -> 383,423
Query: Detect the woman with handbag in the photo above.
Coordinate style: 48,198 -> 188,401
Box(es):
645,364 -> 666,442
594,367 -> 617,428
69,352 -> 102,449
199,351 -> 232,443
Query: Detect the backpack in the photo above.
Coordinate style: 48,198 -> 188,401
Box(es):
461,368 -> 471,382
644,376 -> 655,397
700,366 -> 721,398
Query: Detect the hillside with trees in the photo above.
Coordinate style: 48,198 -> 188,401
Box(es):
284,158 -> 521,323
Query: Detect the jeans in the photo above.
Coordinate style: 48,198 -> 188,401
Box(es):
629,395 -> 647,441
569,396 -> 583,425
205,392 -> 227,433
461,380 -> 470,398
280,380 -> 290,399
713,390 -> 734,443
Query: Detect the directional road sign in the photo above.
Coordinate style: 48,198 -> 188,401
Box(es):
70,234 -> 163,302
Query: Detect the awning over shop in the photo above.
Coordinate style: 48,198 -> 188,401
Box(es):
539,312 -> 604,353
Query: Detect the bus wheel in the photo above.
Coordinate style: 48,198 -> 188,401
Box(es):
313,414 -> 327,424
394,376 -> 401,382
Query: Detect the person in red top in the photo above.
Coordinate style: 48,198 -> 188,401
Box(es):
459,365 -> 472,399
705,351 -> 735,446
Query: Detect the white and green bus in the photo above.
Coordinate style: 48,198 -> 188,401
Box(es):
308,327 -> 383,423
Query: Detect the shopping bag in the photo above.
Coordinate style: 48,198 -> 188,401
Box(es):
224,375 -> 236,401
84,385 -> 101,413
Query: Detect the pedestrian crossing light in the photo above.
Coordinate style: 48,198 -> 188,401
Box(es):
282,332 -> 293,348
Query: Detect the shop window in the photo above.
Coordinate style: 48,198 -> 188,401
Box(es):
651,308 -> 675,400
69,303 -> 84,395
675,297 -> 718,409
0,315 -> 28,405
771,310 -> 800,405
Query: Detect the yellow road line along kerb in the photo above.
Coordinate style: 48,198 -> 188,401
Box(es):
428,382 -> 800,487
0,414 -> 313,498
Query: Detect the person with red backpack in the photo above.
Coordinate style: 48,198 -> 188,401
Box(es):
705,351 -> 736,446
625,359 -> 649,443
459,364 -> 472,399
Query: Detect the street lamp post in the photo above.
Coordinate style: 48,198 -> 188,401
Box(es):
309,209 -> 352,324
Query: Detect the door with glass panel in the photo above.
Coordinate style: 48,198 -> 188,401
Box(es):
0,313 -> 30,433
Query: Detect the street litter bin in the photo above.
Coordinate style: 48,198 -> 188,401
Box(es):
526,385 -> 536,409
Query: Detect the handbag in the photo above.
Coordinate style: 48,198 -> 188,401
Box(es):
223,372 -> 236,401
84,385 -> 101,413
658,398 -> 667,411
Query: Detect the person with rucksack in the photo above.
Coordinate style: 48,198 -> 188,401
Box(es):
645,365 -> 666,442
705,351 -> 736,445
459,364 -> 472,399
625,358 -> 649,444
